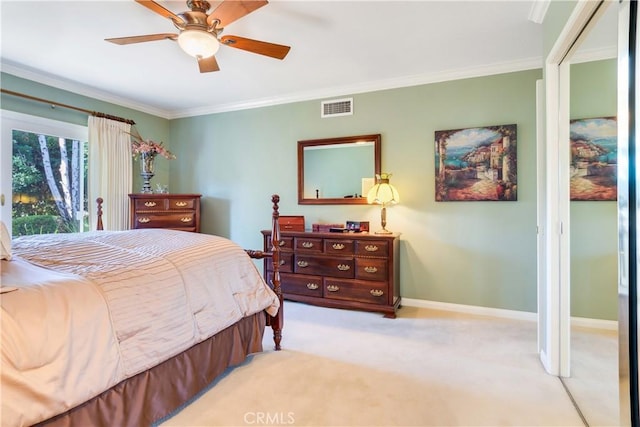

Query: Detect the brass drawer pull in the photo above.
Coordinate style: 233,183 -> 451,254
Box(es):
180,217 -> 192,223
364,245 -> 379,252
370,289 -> 384,297
332,243 -> 345,250
306,283 -> 319,290
278,240 -> 285,247
364,266 -> 378,274
279,260 -> 286,266
302,241 -> 314,248
337,264 -> 350,271
175,201 -> 188,207
327,285 -> 340,292
138,217 -> 151,223
297,260 -> 309,268
144,201 -> 157,207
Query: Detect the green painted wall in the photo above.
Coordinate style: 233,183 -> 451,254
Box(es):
1,57 -> 618,319
1,73 -> 173,192
570,59 -> 618,320
170,69 -> 543,313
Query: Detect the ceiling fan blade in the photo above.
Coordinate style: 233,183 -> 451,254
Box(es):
207,0 -> 268,27
135,0 -> 185,25
198,55 -> 220,73
220,35 -> 290,59
105,33 -> 178,45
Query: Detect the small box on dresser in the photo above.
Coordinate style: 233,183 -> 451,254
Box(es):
261,230 -> 400,318
129,193 -> 201,232
278,216 -> 305,232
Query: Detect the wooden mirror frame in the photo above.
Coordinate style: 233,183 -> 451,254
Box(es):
297,134 -> 381,205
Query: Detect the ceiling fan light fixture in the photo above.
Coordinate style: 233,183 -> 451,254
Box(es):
177,29 -> 219,58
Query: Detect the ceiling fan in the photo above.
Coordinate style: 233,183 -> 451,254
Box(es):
105,0 -> 290,73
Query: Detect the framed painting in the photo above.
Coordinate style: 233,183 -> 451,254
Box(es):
435,124 -> 517,201
570,117 -> 617,201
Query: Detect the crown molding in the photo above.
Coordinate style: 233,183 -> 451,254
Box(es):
4,55 -> 543,120
528,0 -> 551,24
570,45 -> 617,63
171,56 -> 544,118
1,61 -> 173,119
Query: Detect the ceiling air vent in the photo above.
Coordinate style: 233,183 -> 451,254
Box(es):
321,97 -> 353,118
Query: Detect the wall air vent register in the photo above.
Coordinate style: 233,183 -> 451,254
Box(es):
321,98 -> 353,118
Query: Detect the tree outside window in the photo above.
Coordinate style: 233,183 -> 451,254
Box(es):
12,130 -> 88,236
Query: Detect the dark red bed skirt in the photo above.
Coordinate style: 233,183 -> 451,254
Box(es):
35,311 -> 267,427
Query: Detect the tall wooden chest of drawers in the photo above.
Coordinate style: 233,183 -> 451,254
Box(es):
129,194 -> 201,232
261,230 -> 400,318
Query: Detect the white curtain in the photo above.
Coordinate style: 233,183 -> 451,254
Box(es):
88,116 -> 132,231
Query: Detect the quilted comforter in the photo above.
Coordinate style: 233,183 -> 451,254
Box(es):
1,229 -> 279,427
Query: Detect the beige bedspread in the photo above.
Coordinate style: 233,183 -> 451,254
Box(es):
1,230 -> 279,427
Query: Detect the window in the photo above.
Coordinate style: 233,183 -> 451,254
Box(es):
1,111 -> 89,236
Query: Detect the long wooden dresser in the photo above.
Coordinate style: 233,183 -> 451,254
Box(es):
261,230 -> 400,318
129,193 -> 201,232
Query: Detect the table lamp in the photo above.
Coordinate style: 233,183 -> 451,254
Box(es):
367,173 -> 400,234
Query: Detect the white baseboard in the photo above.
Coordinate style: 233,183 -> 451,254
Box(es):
401,298 -> 537,322
401,298 -> 618,331
570,316 -> 618,331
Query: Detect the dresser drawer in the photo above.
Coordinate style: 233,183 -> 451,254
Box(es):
133,213 -> 195,229
355,240 -> 389,257
276,236 -> 294,251
281,273 -> 323,297
260,229 -> 399,318
265,253 -> 293,273
324,239 -> 355,255
168,198 -> 197,210
134,198 -> 167,210
294,237 -> 323,253
355,257 -> 388,281
263,234 -> 294,251
294,255 -> 354,278
130,194 -> 201,232
324,278 -> 388,305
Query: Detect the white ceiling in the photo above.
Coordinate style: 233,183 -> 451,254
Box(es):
0,1 -> 618,119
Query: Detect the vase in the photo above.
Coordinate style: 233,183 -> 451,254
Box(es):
140,152 -> 156,193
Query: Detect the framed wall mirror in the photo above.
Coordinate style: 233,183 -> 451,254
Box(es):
298,134 -> 381,205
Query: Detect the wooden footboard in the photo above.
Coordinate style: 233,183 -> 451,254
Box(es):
95,195 -> 283,350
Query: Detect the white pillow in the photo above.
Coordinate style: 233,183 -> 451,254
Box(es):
1,221 -> 11,261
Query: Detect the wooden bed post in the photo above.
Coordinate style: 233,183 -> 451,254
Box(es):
269,194 -> 283,350
96,198 -> 104,231
244,194 -> 283,350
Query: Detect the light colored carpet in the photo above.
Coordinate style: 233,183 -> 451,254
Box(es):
563,325 -> 619,427
160,302 -> 616,427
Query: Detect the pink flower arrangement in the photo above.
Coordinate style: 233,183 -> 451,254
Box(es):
129,129 -> 176,160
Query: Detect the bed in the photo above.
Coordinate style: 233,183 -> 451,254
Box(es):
1,194 -> 283,427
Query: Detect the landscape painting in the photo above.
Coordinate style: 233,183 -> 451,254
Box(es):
570,117 -> 617,201
435,124 -> 517,201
